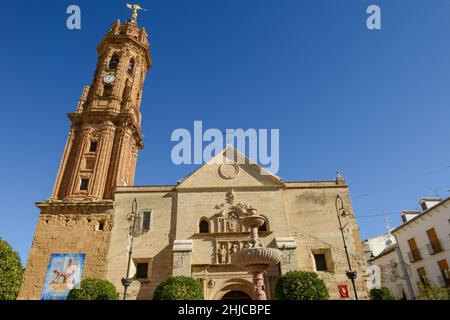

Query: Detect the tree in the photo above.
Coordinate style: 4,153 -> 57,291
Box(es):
153,276 -> 204,300
67,278 -> 119,300
0,239 -> 24,300
369,287 -> 396,300
275,271 -> 329,300
416,283 -> 450,300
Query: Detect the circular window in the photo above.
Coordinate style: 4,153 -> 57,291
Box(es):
219,163 -> 239,179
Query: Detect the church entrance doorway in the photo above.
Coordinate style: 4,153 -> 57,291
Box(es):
221,291 -> 252,300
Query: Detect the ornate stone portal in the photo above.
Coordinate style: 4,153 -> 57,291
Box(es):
212,191 -> 252,233
230,208 -> 281,300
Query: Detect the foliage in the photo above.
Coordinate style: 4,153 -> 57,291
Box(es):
416,283 -> 450,300
275,271 -> 329,300
153,276 -> 204,300
369,287 -> 396,300
0,239 -> 24,300
67,278 -> 119,300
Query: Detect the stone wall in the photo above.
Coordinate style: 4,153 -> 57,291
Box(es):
17,201 -> 113,300
106,188 -> 175,300
284,181 -> 369,299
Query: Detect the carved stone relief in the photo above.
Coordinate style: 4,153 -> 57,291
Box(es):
215,240 -> 251,265
212,191 -> 254,233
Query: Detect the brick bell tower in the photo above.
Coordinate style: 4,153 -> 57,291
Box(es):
52,17 -> 151,201
18,12 -> 152,299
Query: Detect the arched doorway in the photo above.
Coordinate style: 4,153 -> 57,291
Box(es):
221,291 -> 252,300
212,279 -> 255,300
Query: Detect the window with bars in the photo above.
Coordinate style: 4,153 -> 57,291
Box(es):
142,211 -> 151,231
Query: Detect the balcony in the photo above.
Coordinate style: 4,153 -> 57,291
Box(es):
420,275 -> 430,287
426,240 -> 443,255
437,272 -> 449,288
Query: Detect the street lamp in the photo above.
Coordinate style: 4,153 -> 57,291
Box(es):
121,198 -> 139,300
335,194 -> 358,300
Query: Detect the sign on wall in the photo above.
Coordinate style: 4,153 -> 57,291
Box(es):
41,253 -> 86,300
338,285 -> 350,299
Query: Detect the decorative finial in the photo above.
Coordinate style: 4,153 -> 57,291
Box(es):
126,3 -> 147,23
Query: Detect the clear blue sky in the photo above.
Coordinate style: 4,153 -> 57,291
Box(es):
1,1 -> 450,264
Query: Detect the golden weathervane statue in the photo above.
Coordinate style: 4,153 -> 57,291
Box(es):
127,3 -> 147,23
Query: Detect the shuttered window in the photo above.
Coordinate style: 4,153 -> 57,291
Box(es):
438,259 -> 449,287
426,228 -> 443,253
408,238 -> 421,261
417,267 -> 429,286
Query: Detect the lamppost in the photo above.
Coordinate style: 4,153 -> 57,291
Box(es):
335,194 -> 358,300
121,198 -> 139,300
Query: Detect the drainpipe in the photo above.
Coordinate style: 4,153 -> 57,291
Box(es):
393,235 -> 415,300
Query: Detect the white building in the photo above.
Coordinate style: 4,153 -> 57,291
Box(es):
362,232 -> 397,261
392,197 -> 450,299
367,243 -> 407,299
363,232 -> 408,299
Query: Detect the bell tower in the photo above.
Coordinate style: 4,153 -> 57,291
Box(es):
18,10 -> 152,299
51,17 -> 151,201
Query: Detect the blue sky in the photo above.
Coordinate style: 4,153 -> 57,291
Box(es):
1,1 -> 450,264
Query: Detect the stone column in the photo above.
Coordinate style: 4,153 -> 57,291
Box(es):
50,126 -> 76,200
172,240 -> 193,276
275,237 -> 298,274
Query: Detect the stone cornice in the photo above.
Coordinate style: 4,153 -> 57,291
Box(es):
191,231 -> 273,238
36,199 -> 114,215
285,181 -> 348,189
114,183 -> 346,193
175,186 -> 285,192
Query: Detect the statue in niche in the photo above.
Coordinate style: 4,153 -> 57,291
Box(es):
217,217 -> 225,233
218,244 -> 227,264
227,211 -> 238,232
229,243 -> 239,255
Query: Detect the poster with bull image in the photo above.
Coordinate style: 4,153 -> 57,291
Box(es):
41,253 -> 85,300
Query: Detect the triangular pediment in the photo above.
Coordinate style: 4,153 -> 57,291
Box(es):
176,145 -> 284,189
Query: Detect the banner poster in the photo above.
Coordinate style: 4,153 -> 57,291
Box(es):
41,253 -> 86,300
338,284 -> 350,299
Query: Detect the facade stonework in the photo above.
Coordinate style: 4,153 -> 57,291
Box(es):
107,149 -> 369,300
20,16 -> 369,300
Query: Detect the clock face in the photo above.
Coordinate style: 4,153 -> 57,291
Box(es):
103,74 -> 116,84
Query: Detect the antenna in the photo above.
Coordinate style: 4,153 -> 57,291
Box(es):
384,217 -> 391,234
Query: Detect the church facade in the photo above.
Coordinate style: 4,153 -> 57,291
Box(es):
18,15 -> 368,300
